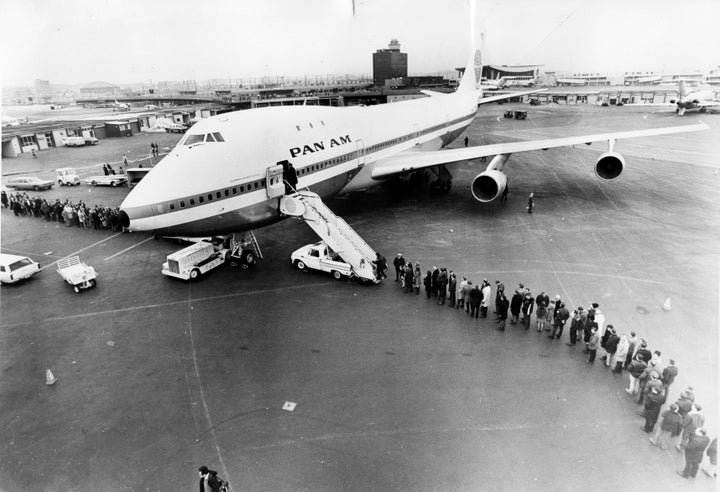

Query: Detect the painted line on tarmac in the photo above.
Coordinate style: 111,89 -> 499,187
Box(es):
0,283 -> 333,328
185,290 -> 231,484
104,236 -> 154,261
39,233 -> 123,271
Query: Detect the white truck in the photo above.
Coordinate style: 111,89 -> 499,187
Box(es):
56,167 -> 81,186
291,241 -> 355,281
161,240 -> 230,281
82,175 -> 128,187
57,256 -> 98,293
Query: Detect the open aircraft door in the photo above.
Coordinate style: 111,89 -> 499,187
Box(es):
266,164 -> 285,198
355,139 -> 365,169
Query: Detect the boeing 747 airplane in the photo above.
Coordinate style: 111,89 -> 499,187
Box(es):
118,50 -> 707,239
673,80 -> 720,115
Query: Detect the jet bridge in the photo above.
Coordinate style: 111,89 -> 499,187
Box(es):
279,191 -> 378,283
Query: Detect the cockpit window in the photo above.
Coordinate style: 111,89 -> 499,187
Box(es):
212,132 -> 224,142
183,134 -> 204,146
205,133 -> 216,143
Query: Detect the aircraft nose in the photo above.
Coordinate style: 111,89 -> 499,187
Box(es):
118,209 -> 131,229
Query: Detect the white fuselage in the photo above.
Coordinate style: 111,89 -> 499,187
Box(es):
119,90 -> 478,236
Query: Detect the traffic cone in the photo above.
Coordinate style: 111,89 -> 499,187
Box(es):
45,369 -> 58,385
662,297 -> 671,311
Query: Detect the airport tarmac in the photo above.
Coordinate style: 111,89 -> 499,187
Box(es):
1,104 -> 718,491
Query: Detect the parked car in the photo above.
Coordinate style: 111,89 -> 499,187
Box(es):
5,176 -> 54,191
84,136 -> 99,145
0,254 -> 41,284
64,136 -> 86,147
165,124 -> 188,133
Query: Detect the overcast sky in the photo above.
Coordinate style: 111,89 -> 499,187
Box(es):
2,0 -> 719,86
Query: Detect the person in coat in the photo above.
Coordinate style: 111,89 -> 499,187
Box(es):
198,465 -> 221,492
678,404 -> 705,452
480,281 -> 491,318
509,290 -> 522,324
535,293 -> 548,332
549,302 -> 570,340
404,263 -> 414,293
448,272 -> 457,307
626,354 -> 647,395
678,428 -> 711,479
643,386 -> 664,433
612,334 -> 629,373
437,268 -> 448,304
469,285 -> 482,318
496,293 -> 509,330
587,326 -> 600,364
413,263 -> 422,294
603,326 -> 620,367
456,277 -> 468,310
461,280 -> 473,312
393,254 -> 405,282
520,293 -> 534,329
650,403 -> 683,450
423,271 -> 432,299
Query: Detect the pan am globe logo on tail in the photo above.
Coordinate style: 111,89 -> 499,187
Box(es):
474,49 -> 482,85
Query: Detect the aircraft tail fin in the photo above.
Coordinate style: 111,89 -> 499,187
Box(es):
458,1 -> 482,95
458,48 -> 482,93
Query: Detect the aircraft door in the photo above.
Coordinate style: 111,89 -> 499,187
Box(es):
266,164 -> 285,198
355,139 -> 365,168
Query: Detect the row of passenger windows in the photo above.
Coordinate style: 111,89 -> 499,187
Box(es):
296,120 -> 326,132
168,180 -> 265,210
368,134 -> 411,153
183,132 -> 225,146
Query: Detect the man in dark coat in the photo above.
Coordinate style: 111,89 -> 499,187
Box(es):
509,290 -> 522,324
423,271 -> 432,299
198,465 -> 221,492
496,293 -> 510,330
448,272 -> 457,307
650,403 -> 683,450
643,386 -> 664,433
404,263 -> 414,293
431,266 -> 439,296
549,302 -> 570,340
393,254 -> 405,282
373,253 -> 387,280
603,326 -> 620,366
662,359 -> 678,394
678,428 -> 710,479
469,285 -> 482,318
437,268 -> 448,304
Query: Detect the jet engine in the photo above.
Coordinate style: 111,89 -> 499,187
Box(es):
471,169 -> 507,202
594,151 -> 625,181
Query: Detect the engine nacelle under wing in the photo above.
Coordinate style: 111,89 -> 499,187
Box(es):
471,169 -> 507,202
595,151 -> 625,181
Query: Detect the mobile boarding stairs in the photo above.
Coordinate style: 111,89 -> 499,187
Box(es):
279,190 -> 379,283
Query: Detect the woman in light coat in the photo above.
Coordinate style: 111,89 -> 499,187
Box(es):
613,334 -> 629,373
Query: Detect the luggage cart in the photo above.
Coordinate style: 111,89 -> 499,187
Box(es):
57,256 -> 98,293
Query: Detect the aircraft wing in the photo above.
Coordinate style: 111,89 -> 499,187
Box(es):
478,88 -> 545,105
371,122 -> 708,179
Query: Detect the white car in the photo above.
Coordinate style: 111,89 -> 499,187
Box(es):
5,176 -> 54,191
64,136 -> 86,147
0,254 -> 41,284
291,241 -> 353,280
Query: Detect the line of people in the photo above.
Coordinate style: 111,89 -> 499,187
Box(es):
388,252 -> 716,481
2,191 -> 124,232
